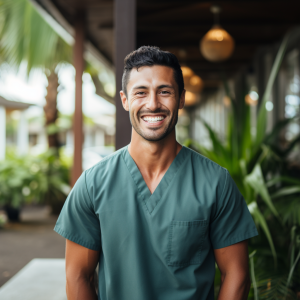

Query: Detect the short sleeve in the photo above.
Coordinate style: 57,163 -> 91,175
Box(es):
54,171 -> 101,251
210,170 -> 258,249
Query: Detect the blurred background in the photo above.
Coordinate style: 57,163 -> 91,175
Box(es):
0,0 -> 300,299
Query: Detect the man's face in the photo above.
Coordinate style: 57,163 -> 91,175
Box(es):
120,65 -> 185,142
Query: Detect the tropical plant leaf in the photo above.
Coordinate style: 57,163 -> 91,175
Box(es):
249,250 -> 259,300
271,186 -> 300,199
285,250 -> 300,300
245,164 -> 280,219
0,0 -> 71,72
275,198 -> 300,226
256,276 -> 296,300
266,176 -> 300,188
248,201 -> 277,264
264,117 -> 297,145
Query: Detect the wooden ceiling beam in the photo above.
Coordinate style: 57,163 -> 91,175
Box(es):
138,0 -> 279,4
137,39 -> 280,48
136,22 -> 297,31
137,3 -> 208,21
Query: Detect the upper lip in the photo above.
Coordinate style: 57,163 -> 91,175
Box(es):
141,114 -> 166,118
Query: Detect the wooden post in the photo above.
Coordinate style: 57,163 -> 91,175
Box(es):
72,11 -> 85,186
114,0 -> 136,150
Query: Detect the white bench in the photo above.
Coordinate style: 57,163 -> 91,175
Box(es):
0,259 -> 67,300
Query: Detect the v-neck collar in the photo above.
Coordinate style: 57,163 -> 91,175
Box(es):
122,145 -> 188,215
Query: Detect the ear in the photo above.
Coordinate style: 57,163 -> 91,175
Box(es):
179,89 -> 185,109
120,91 -> 129,111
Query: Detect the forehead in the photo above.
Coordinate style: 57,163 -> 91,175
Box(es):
127,65 -> 175,90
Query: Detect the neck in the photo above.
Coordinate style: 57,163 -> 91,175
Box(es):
128,128 -> 182,178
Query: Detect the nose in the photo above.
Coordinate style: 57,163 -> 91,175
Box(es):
145,91 -> 161,111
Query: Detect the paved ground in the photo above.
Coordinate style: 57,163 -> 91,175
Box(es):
0,205 -> 65,287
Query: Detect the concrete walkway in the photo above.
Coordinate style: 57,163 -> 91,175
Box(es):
0,205 -> 65,287
0,259 -> 67,300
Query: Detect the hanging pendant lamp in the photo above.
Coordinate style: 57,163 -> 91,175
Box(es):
200,5 -> 235,62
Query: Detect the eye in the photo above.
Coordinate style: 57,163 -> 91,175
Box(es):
136,91 -> 145,95
160,90 -> 171,94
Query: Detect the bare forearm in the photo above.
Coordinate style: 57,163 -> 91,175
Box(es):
217,273 -> 250,300
66,276 -> 97,300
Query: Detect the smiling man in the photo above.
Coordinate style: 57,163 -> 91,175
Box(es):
55,46 -> 258,300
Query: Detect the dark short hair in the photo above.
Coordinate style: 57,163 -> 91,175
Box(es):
122,46 -> 184,97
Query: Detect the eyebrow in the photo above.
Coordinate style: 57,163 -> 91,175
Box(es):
132,85 -> 148,90
158,84 -> 174,89
132,84 -> 174,90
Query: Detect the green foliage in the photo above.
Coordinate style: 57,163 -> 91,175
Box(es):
0,153 -> 45,207
0,0 -> 71,72
185,28 -> 300,264
38,149 -> 71,214
185,28 -> 300,298
0,150 -> 71,210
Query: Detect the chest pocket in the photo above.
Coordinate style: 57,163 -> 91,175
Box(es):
167,220 -> 207,267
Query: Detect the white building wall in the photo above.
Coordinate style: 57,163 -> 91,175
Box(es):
192,88 -> 228,149
95,130 -> 105,147
0,106 -> 6,160
17,110 -> 29,156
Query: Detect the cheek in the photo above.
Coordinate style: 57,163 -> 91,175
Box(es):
161,96 -> 178,111
129,97 -> 144,114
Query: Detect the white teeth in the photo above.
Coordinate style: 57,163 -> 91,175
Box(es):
143,116 -> 164,122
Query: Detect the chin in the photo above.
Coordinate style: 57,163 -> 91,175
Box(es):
142,136 -> 166,142
139,129 -> 171,142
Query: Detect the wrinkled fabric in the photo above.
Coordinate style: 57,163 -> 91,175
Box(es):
55,146 -> 258,300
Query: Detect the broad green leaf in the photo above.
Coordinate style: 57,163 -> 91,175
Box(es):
271,186 -> 300,199
249,250 -> 258,300
240,104 -> 252,162
285,250 -> 300,300
245,164 -> 280,219
264,117 -> 296,145
280,135 -> 300,157
248,201 -> 277,265
275,198 -> 300,226
266,176 -> 300,188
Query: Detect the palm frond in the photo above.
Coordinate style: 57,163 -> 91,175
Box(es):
0,0 -> 71,73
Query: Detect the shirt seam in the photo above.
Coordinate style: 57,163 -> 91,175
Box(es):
121,149 -> 151,215
84,171 -> 95,210
189,147 -> 227,172
215,169 -> 228,216
219,169 -> 228,205
54,226 -> 100,251
86,147 -> 125,171
213,229 -> 258,249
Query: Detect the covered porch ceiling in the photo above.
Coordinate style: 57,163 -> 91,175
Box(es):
33,0 -> 300,90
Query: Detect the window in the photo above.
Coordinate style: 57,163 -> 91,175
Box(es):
284,49 -> 300,142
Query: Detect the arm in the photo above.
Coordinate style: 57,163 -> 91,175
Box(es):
214,240 -> 251,300
65,239 -> 100,300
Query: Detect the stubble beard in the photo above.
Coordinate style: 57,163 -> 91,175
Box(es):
129,109 -> 178,142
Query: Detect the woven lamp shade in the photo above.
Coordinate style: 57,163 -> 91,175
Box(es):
181,66 -> 203,93
200,25 -> 235,62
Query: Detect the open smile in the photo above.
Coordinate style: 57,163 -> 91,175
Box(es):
141,115 -> 166,125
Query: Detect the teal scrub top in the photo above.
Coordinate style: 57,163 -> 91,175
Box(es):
55,146 -> 258,300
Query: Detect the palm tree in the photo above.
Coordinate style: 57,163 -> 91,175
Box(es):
0,0 -> 72,149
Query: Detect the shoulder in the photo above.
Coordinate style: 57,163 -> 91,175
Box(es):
184,146 -> 227,176
183,146 -> 228,196
85,146 -> 127,180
